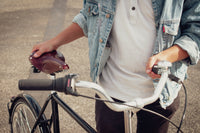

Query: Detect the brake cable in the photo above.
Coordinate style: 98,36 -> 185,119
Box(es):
75,74 -> 187,133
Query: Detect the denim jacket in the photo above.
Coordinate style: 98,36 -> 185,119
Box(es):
73,0 -> 200,108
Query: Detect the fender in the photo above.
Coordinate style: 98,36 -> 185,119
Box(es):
8,93 -> 46,123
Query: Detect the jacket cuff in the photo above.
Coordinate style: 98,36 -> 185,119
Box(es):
72,13 -> 88,37
174,35 -> 199,65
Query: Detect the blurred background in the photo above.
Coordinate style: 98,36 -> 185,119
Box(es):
0,0 -> 199,132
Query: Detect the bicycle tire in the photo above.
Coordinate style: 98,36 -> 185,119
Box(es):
9,94 -> 49,133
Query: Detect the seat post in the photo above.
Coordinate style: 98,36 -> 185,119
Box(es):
124,110 -> 133,133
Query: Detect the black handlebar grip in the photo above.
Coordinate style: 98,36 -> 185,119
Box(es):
54,77 -> 68,92
18,76 -> 74,94
152,65 -> 161,75
18,79 -> 55,91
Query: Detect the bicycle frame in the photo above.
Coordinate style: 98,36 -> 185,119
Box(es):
30,92 -> 96,133
12,61 -> 177,133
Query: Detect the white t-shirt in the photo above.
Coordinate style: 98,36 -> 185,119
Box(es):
99,0 -> 156,101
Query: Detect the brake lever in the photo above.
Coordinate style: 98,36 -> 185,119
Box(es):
152,61 -> 172,75
152,61 -> 181,84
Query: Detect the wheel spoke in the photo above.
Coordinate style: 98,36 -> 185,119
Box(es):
11,101 -> 42,133
22,106 -> 32,132
19,107 -> 26,133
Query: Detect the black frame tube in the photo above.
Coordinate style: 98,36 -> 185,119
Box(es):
51,97 -> 60,133
30,92 -> 96,133
31,95 -> 51,133
52,93 -> 96,133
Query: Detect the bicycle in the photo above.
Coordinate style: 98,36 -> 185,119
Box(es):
7,61 -> 186,133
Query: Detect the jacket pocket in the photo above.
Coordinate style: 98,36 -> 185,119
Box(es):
85,2 -> 99,16
163,22 -> 179,36
161,21 -> 180,49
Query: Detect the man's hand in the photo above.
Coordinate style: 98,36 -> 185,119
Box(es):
146,54 -> 163,79
32,41 -> 57,58
146,45 -> 189,79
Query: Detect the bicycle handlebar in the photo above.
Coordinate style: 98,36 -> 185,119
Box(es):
19,61 -> 172,112
74,70 -> 169,112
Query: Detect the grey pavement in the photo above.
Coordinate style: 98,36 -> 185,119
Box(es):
0,0 -> 200,133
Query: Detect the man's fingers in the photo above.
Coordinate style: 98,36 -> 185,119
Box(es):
33,50 -> 43,58
149,71 -> 161,79
31,44 -> 40,53
146,56 -> 156,74
146,55 -> 162,79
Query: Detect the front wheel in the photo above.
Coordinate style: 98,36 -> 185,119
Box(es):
9,94 -> 49,133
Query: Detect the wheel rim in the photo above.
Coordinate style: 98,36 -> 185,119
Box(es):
12,102 -> 40,133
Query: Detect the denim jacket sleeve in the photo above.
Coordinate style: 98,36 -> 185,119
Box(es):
72,0 -> 88,37
174,0 -> 200,65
